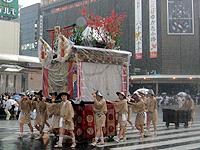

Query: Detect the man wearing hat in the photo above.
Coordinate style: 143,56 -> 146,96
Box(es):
54,92 -> 76,148
18,93 -> 34,139
32,92 -> 47,140
181,94 -> 195,126
46,92 -> 58,133
107,92 -> 128,143
146,89 -> 158,137
90,91 -> 107,146
138,90 -> 148,125
128,92 -> 145,140
46,91 -> 61,135
49,92 -> 57,100
126,95 -> 135,131
35,91 -> 51,133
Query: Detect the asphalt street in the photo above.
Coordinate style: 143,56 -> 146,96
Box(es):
0,104 -> 199,150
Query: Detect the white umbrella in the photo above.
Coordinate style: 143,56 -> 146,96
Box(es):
134,88 -> 149,95
177,92 -> 187,97
161,92 -> 167,95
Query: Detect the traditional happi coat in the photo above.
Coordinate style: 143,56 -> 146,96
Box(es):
112,99 -> 128,125
132,99 -> 145,125
32,101 -> 46,126
60,101 -> 74,130
19,98 -> 32,124
147,96 -> 158,121
93,98 -> 107,127
181,98 -> 195,117
142,96 -> 148,110
48,103 -> 61,128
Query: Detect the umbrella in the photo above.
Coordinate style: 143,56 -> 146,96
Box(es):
134,88 -> 149,95
13,94 -> 21,101
177,92 -> 187,97
161,92 -> 167,95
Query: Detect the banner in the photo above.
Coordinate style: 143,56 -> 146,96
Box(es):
135,0 -> 142,59
149,0 -> 158,58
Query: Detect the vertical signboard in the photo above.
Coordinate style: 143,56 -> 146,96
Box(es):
0,0 -> 18,18
39,15 -> 43,37
149,0 -> 157,58
167,0 -> 194,35
135,0 -> 142,59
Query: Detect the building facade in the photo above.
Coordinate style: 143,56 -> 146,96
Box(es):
20,3 -> 40,57
0,1 -> 42,94
0,20 -> 20,54
39,0 -> 200,95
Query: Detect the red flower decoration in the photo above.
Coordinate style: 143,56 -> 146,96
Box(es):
79,6 -> 127,49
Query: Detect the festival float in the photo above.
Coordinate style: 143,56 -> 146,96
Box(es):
39,7 -> 131,142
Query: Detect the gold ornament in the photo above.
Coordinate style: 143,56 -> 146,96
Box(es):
64,53 -> 69,60
59,55 -> 62,61
44,55 -> 48,61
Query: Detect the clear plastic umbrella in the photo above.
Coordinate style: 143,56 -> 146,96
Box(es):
134,88 -> 149,95
177,92 -> 187,97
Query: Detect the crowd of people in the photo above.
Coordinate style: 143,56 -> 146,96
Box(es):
0,89 -> 196,148
155,92 -> 198,108
0,93 -> 20,120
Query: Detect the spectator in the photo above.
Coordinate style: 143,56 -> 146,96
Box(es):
14,98 -> 19,120
4,96 -> 12,120
13,93 -> 21,102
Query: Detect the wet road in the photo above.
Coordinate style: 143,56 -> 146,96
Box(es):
0,104 -> 200,150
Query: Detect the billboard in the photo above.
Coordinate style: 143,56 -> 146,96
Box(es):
167,0 -> 194,35
0,0 -> 18,18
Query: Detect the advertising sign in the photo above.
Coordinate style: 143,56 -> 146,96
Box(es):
39,15 -> 43,37
135,0 -> 142,59
149,0 -> 157,58
167,0 -> 194,35
0,0 -> 18,18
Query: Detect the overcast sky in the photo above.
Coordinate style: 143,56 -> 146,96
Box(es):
18,0 -> 41,8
